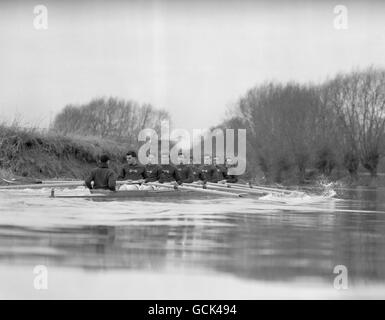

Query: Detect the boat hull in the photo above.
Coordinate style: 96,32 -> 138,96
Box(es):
51,189 -> 209,201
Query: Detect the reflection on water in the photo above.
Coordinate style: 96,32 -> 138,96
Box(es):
0,187 -> 385,297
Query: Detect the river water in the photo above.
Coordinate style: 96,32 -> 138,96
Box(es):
0,186 -> 384,299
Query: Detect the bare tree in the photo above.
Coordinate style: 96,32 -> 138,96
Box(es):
52,97 -> 171,146
324,67 -> 385,177
226,82 -> 322,183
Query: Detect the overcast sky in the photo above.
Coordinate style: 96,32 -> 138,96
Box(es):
1,0 -> 385,132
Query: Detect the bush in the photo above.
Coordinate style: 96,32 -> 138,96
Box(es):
315,147 -> 336,176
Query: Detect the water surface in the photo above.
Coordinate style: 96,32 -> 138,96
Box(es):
0,186 -> 384,299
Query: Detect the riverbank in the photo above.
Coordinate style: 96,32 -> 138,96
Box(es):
0,125 -> 129,183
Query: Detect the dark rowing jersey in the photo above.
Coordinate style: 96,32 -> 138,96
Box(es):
214,165 -> 228,181
190,165 -> 200,181
176,164 -> 194,183
85,163 -> 117,191
198,164 -> 219,183
159,164 -> 182,184
118,163 -> 146,180
144,164 -> 162,182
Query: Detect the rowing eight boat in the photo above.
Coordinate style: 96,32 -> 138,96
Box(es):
0,177 -> 302,201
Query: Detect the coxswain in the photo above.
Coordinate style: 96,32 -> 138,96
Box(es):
175,152 -> 194,184
85,154 -> 117,191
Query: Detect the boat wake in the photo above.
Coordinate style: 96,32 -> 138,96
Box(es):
259,188 -> 337,205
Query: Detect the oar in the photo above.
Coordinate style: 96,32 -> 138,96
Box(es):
184,182 -> 256,196
148,182 -> 247,198
1,177 -> 43,185
186,182 -> 264,195
0,181 -> 86,190
203,182 -> 267,195
42,180 -> 142,185
117,180 -> 145,185
229,182 -> 296,194
0,179 -> 143,190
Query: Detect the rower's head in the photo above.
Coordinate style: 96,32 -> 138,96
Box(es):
177,152 -> 186,164
147,153 -> 156,165
126,151 -> 137,165
99,154 -> 110,166
160,152 -> 170,165
203,154 -> 212,165
213,156 -> 222,165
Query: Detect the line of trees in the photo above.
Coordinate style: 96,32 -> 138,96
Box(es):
220,67 -> 385,183
51,97 -> 170,146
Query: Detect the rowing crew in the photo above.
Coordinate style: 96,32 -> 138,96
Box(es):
85,151 -> 239,191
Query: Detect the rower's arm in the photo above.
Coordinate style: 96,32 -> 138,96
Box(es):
222,167 -> 229,180
183,167 -> 194,184
108,172 -> 117,191
156,166 -> 162,181
174,167 -> 182,185
210,167 -> 219,183
158,167 -> 165,183
85,170 -> 95,189
226,175 -> 238,183
117,167 -> 126,180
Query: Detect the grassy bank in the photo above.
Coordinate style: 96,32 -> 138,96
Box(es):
0,124 -> 131,183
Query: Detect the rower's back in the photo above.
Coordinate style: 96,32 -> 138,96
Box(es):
85,155 -> 117,191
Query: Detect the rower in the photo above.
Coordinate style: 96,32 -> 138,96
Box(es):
175,152 -> 194,184
141,153 -> 162,190
118,150 -> 147,190
198,154 -> 219,184
159,152 -> 182,185
189,155 -> 201,182
225,156 -> 239,183
85,154 -> 117,191
213,156 -> 228,184
144,153 -> 162,183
